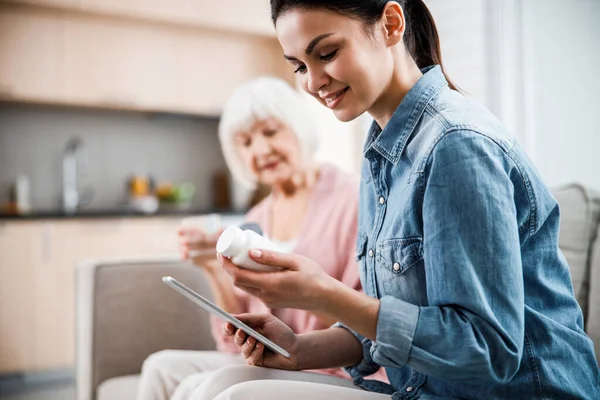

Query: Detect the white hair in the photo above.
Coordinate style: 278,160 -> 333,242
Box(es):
218,76 -> 321,189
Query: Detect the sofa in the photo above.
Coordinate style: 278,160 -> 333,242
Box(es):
76,257 -> 217,400
75,184 -> 600,400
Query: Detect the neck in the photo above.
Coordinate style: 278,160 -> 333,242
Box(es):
272,164 -> 320,198
369,57 -> 423,129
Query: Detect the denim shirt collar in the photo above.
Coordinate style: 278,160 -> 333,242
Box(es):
364,65 -> 448,164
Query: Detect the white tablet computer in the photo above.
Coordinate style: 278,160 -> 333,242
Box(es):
162,276 -> 290,358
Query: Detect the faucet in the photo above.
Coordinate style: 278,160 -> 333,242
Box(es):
62,137 -> 94,214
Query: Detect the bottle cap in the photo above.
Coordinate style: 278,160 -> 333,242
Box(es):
216,225 -> 245,257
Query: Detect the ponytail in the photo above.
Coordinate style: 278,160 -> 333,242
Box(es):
399,0 -> 458,90
271,0 -> 458,91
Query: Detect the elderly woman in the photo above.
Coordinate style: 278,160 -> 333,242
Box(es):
136,77 -> 378,400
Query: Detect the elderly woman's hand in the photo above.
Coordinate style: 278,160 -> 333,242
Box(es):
217,250 -> 338,311
179,227 -> 224,273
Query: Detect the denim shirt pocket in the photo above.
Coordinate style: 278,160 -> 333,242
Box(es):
379,237 -> 424,273
377,237 -> 425,297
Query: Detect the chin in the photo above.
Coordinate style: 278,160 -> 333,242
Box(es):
333,107 -> 362,122
260,172 -> 289,187
258,176 -> 277,187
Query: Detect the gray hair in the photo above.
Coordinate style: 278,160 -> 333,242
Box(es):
219,76 -> 321,188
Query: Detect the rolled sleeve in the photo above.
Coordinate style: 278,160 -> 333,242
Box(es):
371,296 -> 419,368
332,322 -> 381,378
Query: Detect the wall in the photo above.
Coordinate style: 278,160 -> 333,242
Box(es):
427,0 -> 490,106
306,93 -> 366,177
0,104 -> 226,212
523,0 -> 600,190
429,0 -> 600,191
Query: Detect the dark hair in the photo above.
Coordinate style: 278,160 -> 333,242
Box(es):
270,0 -> 458,91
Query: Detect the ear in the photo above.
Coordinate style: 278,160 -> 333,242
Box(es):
381,1 -> 405,47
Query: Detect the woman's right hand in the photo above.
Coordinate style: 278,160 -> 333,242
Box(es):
224,313 -> 300,370
178,227 -> 223,272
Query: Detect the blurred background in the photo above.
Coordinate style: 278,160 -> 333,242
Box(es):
0,0 -> 598,399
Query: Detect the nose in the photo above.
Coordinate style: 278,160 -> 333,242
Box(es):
306,67 -> 330,95
250,134 -> 270,156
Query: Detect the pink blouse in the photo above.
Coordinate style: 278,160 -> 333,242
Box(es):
210,164 -> 385,381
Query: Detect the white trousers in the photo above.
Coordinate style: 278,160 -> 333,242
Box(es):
192,366 -> 391,400
136,350 -> 391,400
136,350 -> 245,400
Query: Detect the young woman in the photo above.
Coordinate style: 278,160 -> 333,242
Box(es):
135,77 -> 383,400
209,1 -> 600,399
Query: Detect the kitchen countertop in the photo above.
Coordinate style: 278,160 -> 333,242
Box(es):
0,208 -> 246,220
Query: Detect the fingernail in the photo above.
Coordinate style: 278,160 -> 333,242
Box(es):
249,249 -> 262,258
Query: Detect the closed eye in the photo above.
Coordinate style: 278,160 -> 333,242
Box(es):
236,137 -> 251,147
294,64 -> 307,74
320,50 -> 338,61
292,49 -> 337,74
263,129 -> 277,137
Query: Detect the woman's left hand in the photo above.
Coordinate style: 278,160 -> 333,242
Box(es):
217,250 -> 338,310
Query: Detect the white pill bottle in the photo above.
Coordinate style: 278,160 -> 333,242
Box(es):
216,226 -> 283,272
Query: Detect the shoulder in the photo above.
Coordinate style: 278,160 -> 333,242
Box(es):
414,88 -> 520,170
315,164 -> 359,211
427,88 -> 516,150
319,163 -> 359,194
244,195 -> 271,224
311,164 -> 359,225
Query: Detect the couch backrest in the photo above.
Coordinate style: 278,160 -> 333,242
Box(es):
552,184 -> 600,324
587,222 -> 600,359
77,259 -> 216,400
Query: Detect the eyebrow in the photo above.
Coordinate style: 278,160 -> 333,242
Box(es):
283,33 -> 335,61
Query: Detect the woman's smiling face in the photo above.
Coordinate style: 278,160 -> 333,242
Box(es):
276,8 -> 396,122
233,117 -> 302,187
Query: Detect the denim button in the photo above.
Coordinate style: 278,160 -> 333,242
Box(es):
393,262 -> 400,271
406,386 -> 414,392
368,249 -> 374,258
379,196 -> 385,205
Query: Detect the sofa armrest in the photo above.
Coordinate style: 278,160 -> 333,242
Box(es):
76,257 -> 216,400
587,224 -> 600,363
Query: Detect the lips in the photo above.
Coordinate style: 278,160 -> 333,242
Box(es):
260,161 -> 279,170
323,87 -> 349,109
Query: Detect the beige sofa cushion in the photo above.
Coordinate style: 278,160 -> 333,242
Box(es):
97,375 -> 139,400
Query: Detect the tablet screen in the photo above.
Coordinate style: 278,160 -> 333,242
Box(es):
162,276 -> 290,358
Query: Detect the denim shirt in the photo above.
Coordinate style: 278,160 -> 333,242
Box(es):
337,66 -> 600,399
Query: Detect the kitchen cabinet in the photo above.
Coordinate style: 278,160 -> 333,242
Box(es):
0,6 -> 63,104
7,0 -> 275,37
59,12 -> 183,113
0,2 -> 293,115
59,12 -> 287,115
0,222 -> 41,373
0,217 -> 185,374
175,29 -> 288,115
